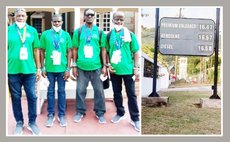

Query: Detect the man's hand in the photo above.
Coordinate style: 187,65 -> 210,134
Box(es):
134,68 -> 139,81
36,69 -> 41,81
41,70 -> 47,78
72,67 -> 78,77
102,66 -> 107,77
64,71 -> 70,80
108,66 -> 116,74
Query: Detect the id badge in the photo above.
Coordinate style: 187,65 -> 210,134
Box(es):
19,47 -> 28,60
84,45 -> 93,58
52,50 -> 61,65
111,50 -> 121,64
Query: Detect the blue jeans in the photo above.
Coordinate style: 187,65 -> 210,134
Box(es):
76,68 -> 106,116
110,74 -> 139,121
47,72 -> 66,117
8,74 -> 37,124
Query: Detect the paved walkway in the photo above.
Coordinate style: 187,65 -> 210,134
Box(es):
161,85 -> 221,92
7,81 -> 141,136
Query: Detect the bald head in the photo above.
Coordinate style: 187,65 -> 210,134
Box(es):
14,8 -> 26,16
84,8 -> 95,16
52,14 -> 62,22
113,11 -> 125,19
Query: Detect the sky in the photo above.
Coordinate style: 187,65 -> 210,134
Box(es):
141,7 -> 223,32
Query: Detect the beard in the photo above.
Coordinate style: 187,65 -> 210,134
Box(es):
85,17 -> 94,24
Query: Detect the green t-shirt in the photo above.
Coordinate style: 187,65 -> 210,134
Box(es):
8,23 -> 40,74
40,29 -> 72,72
106,28 -> 139,75
72,25 -> 106,71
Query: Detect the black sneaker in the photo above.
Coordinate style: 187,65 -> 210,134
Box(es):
27,123 -> 41,135
14,121 -> 24,135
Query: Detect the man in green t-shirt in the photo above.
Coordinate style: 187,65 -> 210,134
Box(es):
72,8 -> 107,124
8,8 -> 41,135
40,14 -> 72,127
105,11 -> 140,132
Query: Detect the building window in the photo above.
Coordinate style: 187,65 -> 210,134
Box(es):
95,12 -> 111,32
32,18 -> 42,34
103,12 -> 111,32
61,13 -> 66,31
143,59 -> 154,78
96,13 -> 101,27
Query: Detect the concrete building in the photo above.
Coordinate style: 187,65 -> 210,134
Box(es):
8,7 -> 140,38
141,52 -> 170,97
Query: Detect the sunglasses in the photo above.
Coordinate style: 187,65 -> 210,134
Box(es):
85,13 -> 95,17
114,18 -> 124,22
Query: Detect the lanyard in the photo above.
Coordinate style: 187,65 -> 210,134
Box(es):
84,25 -> 93,44
114,29 -> 124,50
17,26 -> 27,45
51,29 -> 62,50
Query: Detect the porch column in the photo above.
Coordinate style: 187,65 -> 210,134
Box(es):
74,7 -> 81,29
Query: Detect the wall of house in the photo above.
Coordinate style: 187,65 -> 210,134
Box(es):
44,12 -> 52,30
141,53 -> 170,97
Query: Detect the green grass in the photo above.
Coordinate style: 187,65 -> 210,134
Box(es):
142,91 -> 221,135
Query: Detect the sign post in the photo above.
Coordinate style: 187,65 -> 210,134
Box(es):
210,8 -> 221,99
149,8 -> 160,97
